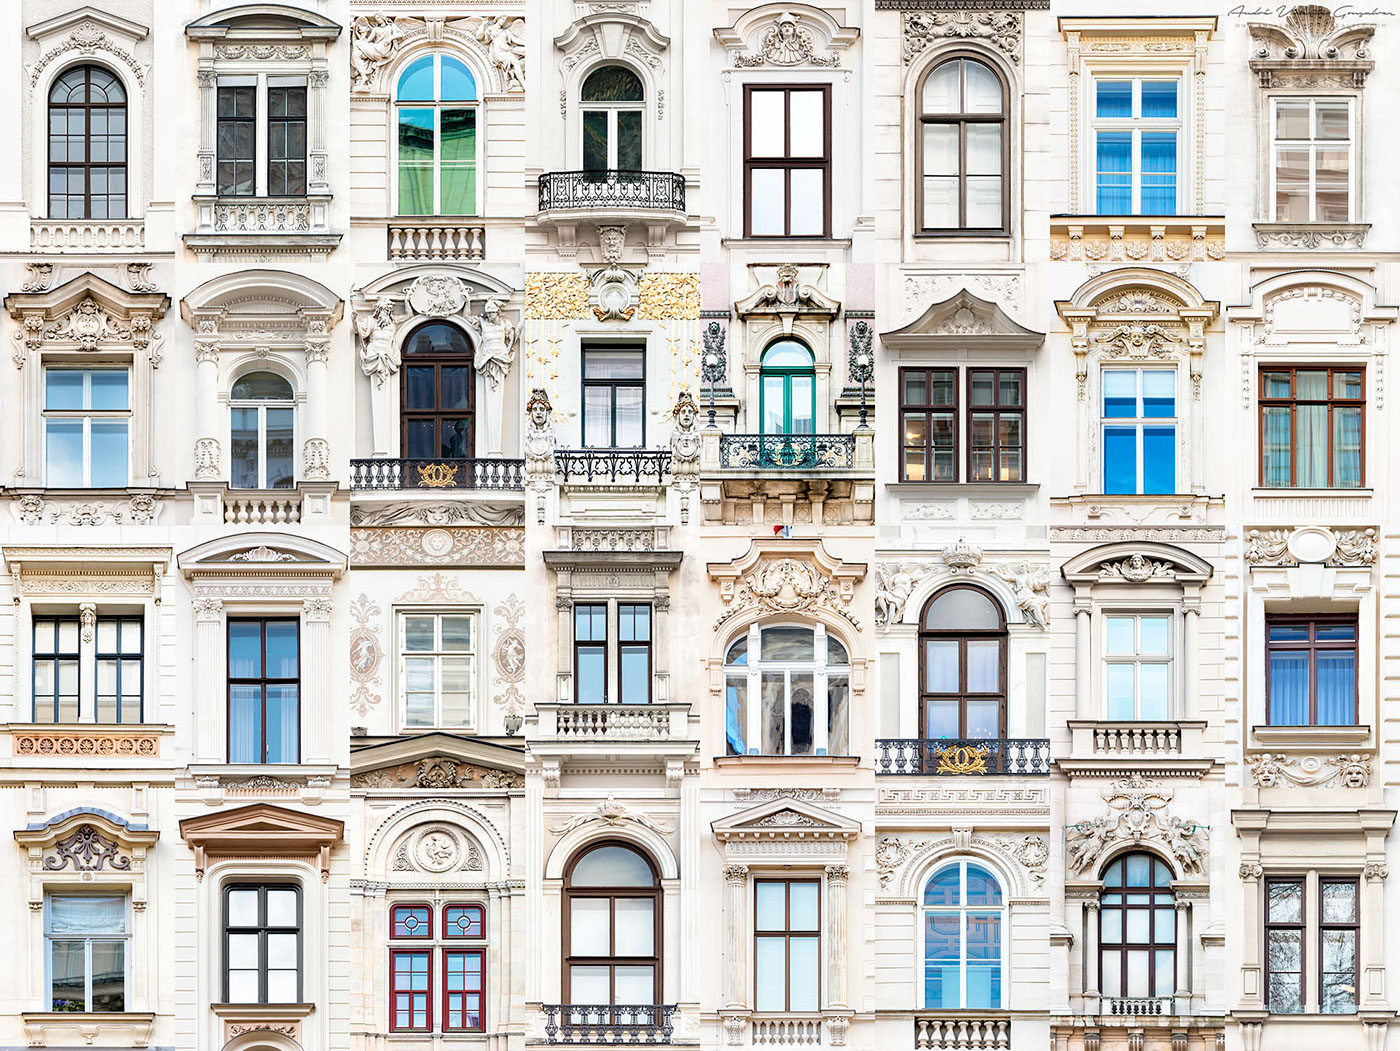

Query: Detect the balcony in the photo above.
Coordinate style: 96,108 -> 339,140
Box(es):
555,448 -> 672,485
30,219 -> 145,252
915,1014 -> 1012,1049
1048,214 -> 1225,265
700,429 -> 875,524
536,703 -> 690,741
720,434 -> 854,470
541,1004 -> 676,1045
185,195 -> 340,259
387,218 -> 486,260
536,171 -> 687,239
349,458 -> 525,491
1104,997 -> 1174,1017
875,739 -> 1051,776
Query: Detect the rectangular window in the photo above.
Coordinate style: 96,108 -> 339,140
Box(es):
47,895 -> 127,1012
755,880 -> 820,1012
225,884 -> 300,1004
1259,368 -> 1363,488
1272,98 -> 1352,223
227,619 -> 299,764
43,368 -> 130,488
1102,368 -> 1176,495
33,616 -> 80,723
582,347 -> 646,448
574,604 -> 608,704
33,614 -> 143,724
1265,878 -> 1304,1014
618,604 -> 652,704
443,949 -> 486,1031
266,81 -> 307,196
1104,614 -> 1171,720
390,950 -> 432,1031
967,369 -> 1025,482
900,368 -> 957,482
1266,615 -> 1357,726
1319,879 -> 1359,1015
1093,78 -> 1180,214
1265,875 -> 1358,1015
389,902 -> 486,1034
95,617 -> 143,723
217,81 -> 257,196
400,612 -> 475,730
745,86 -> 832,237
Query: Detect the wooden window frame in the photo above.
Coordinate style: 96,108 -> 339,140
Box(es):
388,901 -> 487,1034
965,368 -> 1026,483
1318,877 -> 1359,1016
562,841 -> 663,1006
754,878 -> 822,1013
443,904 -> 485,939
216,81 -> 257,198
573,603 -> 609,705
743,84 -> 833,239
618,603 -> 652,705
915,55 -> 1010,236
226,617 -> 300,764
899,367 -> 958,483
1264,614 -> 1358,726
442,947 -> 487,1032
391,903 -> 433,939
581,345 -> 647,448
1257,366 -> 1365,489
400,322 -> 477,461
917,585 -> 1008,739
266,84 -> 307,197
1099,853 -> 1175,1001
223,883 -> 301,1004
1264,876 -> 1305,1014
48,65 -> 128,220
1269,97 -> 1355,224
389,949 -> 433,1032
33,615 -> 81,724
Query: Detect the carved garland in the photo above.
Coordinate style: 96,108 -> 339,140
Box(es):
902,11 -> 1023,64
1064,774 -> 1208,877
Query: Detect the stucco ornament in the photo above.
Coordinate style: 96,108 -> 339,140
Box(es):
988,561 -> 1051,628
348,594 -> 384,719
1100,553 -> 1172,582
669,390 -> 701,466
735,11 -> 839,67
524,389 -> 556,467
873,562 -> 916,628
469,15 -> 526,92
940,537 -> 982,574
406,275 -> 468,318
356,297 -> 400,387
47,298 -> 131,351
1065,775 -> 1209,876
44,825 -> 132,872
350,13 -> 405,92
1093,321 -> 1180,359
549,793 -> 675,836
747,560 -> 844,616
902,10 -> 1023,64
1246,752 -> 1371,790
875,836 -> 910,889
464,298 -> 517,389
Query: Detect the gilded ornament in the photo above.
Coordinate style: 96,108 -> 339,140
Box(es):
525,273 -> 589,320
637,273 -> 701,321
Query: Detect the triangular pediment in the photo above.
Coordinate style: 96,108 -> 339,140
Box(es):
711,797 -> 860,841
881,290 -> 1044,351
351,733 -> 526,790
180,803 -> 343,880
4,271 -> 170,326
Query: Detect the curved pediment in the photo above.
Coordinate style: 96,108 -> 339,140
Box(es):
881,289 -> 1044,351
178,532 -> 348,576
186,3 -> 343,38
1061,541 -> 1214,587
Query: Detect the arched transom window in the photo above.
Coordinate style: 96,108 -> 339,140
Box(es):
401,322 -> 475,460
564,842 -> 661,1016
1100,852 -> 1176,1002
230,371 -> 294,490
581,66 -> 643,171
923,860 -> 1004,1009
724,623 -> 849,757
918,57 -> 1006,233
49,66 -> 128,219
919,586 -> 1006,740
396,54 -> 478,216
759,340 -> 816,437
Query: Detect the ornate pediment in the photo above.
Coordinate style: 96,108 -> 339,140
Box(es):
880,289 -> 1043,351
1062,541 -> 1213,589
26,7 -> 150,89
15,808 -> 159,871
179,803 -> 344,881
178,532 -> 348,577
714,6 -> 859,68
901,10 -> 1024,65
711,797 -> 861,843
555,12 -> 668,72
1249,5 -> 1373,87
350,732 -> 526,791
708,540 -> 867,631
5,272 -> 170,366
352,756 -> 524,791
734,264 -> 840,330
1065,775 -> 1208,877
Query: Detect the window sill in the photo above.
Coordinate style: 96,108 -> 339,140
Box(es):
888,481 -> 1039,497
1253,222 -> 1371,250
21,1011 -> 156,1046
713,754 -> 860,768
720,237 -> 853,249
212,1002 -> 316,1017
1251,488 -> 1373,499
1251,725 -> 1371,747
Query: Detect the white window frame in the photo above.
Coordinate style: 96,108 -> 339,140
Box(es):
392,53 -> 482,217
45,892 -> 130,1012
228,380 -> 296,491
42,366 -> 131,488
1100,366 -> 1178,495
920,860 -> 1006,1011
1102,612 -> 1173,720
724,622 -> 850,757
398,609 -> 478,731
1268,96 -> 1354,224
1090,76 -> 1183,216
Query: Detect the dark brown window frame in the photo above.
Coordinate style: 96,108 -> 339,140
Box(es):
223,882 -> 302,1004
48,65 -> 128,220
742,84 -> 833,239
1264,875 -> 1305,1014
1264,613 -> 1358,727
1319,877 -> 1359,1015
618,603 -> 652,705
562,840 -> 663,1006
966,367 -> 1026,483
1258,365 -> 1365,488
1099,852 -> 1175,1002
753,878 -> 822,1013
917,585 -> 1008,739
915,54 -> 1011,236
400,321 -> 476,460
581,344 -> 647,448
899,366 -> 958,483
216,82 -> 258,198
574,603 -> 609,705
226,617 -> 300,764
266,84 -> 308,197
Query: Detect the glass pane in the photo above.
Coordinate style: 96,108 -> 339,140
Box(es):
1142,371 -> 1176,416
570,897 -> 610,953
1105,617 -> 1135,656
1269,883 -> 1303,926
789,882 -> 819,931
227,889 -> 259,927
264,409 -> 294,489
828,674 -> 848,753
582,110 -> 608,171
1141,81 -> 1178,118
923,588 -> 1001,630
754,938 -> 786,1011
1143,426 -> 1175,494
790,169 -> 824,236
571,845 -> 653,888
750,168 -> 785,235
922,62 -> 959,114
440,56 -> 477,101
89,370 -> 128,410
582,66 -> 643,103
1139,664 -> 1170,720
924,640 -> 958,693
616,110 -> 642,170
404,615 -> 436,651
1106,664 -> 1136,721
756,883 -> 787,931
1140,617 -> 1170,655
614,966 -> 654,1006
789,92 -> 825,156
966,865 -> 1002,906
267,932 -> 297,968
1103,370 -> 1137,417
966,641 -> 1000,692
1317,650 -> 1356,724
45,420 -> 83,488
761,671 -> 785,754
726,676 -> 748,756
231,372 -> 292,400
614,898 -> 655,955
87,419 -> 129,487
265,685 -> 299,763
50,896 -> 125,934
90,941 -> 125,1011
762,626 -> 814,661
1275,101 -> 1311,139
1096,80 -> 1132,118
265,621 -> 298,677
1268,652 -> 1309,725
924,912 -> 960,1008
965,61 -> 1002,113
441,616 -> 473,650
750,91 -> 785,157
398,56 -> 434,101
570,965 -> 610,1004
789,936 -> 820,1011
1322,882 -> 1358,924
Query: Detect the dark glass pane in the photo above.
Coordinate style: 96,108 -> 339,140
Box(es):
231,372 -> 293,401
405,322 -> 471,356
404,367 -> 437,410
439,367 -> 472,410
617,110 -> 642,169
404,420 -> 435,459
581,66 -> 644,103
582,111 -> 608,171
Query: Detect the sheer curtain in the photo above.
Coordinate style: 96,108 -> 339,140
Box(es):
1317,650 -> 1356,724
50,895 -> 125,934
1295,372 -> 1329,486
1268,652 -> 1307,724
1334,406 -> 1362,488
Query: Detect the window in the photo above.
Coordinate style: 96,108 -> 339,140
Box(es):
44,368 -> 129,488
574,604 -> 607,704
619,605 -> 652,704
389,903 -> 486,1033
923,862 -> 1003,1010
900,368 -> 956,482
582,66 -> 643,171
48,66 -> 127,219
759,341 -> 816,436
582,347 -> 645,448
1102,368 -> 1175,494
1093,78 -> 1179,214
47,895 -> 127,1012
401,612 -> 475,729
919,587 -> 1006,739
723,624 -> 850,757
755,879 -> 819,1012
564,843 -> 661,1011
899,368 -> 1025,483
230,372 -> 294,490
1271,98 -> 1352,223
225,884 -> 299,1003
402,322 -> 475,460
228,619 -> 299,764
917,57 -> 1007,233
34,615 -> 143,724
396,54 -> 478,215
1100,853 -> 1175,1001
1259,368 -> 1363,488
1266,615 -> 1357,726
967,370 -> 1025,482
1105,614 -> 1171,720
217,76 -> 307,198
745,85 -> 831,237
1266,876 -> 1358,1015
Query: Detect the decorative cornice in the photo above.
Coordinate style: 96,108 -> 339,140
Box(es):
878,0 -> 1048,7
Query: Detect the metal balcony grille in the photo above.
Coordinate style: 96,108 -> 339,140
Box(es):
538,170 -> 686,212
349,458 -> 525,491
719,434 -> 855,470
875,738 -> 1051,776
555,448 -> 673,483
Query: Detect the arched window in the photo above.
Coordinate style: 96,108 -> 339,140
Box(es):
49,66 -> 127,219
1100,852 -> 1176,1002
581,66 -> 643,171
402,322 -> 475,460
917,57 -> 1006,234
230,372 -> 294,490
923,860 -> 1004,1009
396,54 -> 478,216
724,624 -> 849,756
563,842 -> 661,1016
759,340 -> 816,436
919,586 -> 1006,740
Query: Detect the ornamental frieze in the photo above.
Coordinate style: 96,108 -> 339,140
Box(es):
1065,774 -> 1208,876
352,757 -> 523,791
902,10 -> 1023,64
349,526 -> 525,567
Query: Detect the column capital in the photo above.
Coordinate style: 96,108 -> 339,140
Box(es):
825,864 -> 849,885
193,597 -> 223,623
302,597 -> 333,623
722,863 -> 748,886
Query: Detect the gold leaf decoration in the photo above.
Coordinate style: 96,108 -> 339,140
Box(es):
525,272 -> 588,320
638,273 -> 701,320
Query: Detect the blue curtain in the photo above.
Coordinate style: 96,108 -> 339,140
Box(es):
1269,653 -> 1307,725
1317,651 -> 1356,724
1261,408 -> 1291,486
1096,133 -> 1131,214
1334,407 -> 1362,488
1140,132 -> 1177,213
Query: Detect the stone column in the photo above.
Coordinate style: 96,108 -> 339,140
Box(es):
1075,606 -> 1092,718
1237,862 -> 1265,1009
193,597 -> 224,762
1361,863 -> 1388,1009
1174,899 -> 1191,1006
307,67 -> 330,195
723,863 -> 749,1009
303,334 -> 331,480
196,68 -> 216,195
301,597 -> 332,764
193,335 -> 221,480
1083,901 -> 1101,1008
825,865 -> 849,1010
1182,603 -> 1200,719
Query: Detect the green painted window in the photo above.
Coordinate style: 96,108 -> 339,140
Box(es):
396,54 -> 478,216
759,340 -> 816,435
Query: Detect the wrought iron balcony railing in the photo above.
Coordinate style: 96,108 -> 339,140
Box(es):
539,170 -> 686,213
719,434 -> 855,470
555,448 -> 673,484
349,457 -> 525,491
542,1004 -> 676,1045
875,738 -> 1051,776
